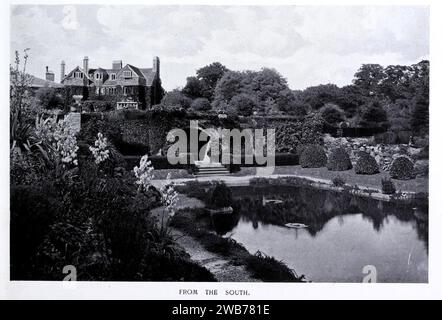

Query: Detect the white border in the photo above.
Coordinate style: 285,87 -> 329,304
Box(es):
1,0 -> 441,300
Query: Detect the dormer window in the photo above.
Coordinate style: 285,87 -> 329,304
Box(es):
123,71 -> 132,78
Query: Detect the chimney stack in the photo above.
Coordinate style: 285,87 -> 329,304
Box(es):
153,56 -> 160,76
45,66 -> 55,82
60,60 -> 65,83
83,56 -> 89,75
112,60 -> 123,70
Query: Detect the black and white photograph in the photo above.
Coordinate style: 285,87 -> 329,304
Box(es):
2,0 -> 440,301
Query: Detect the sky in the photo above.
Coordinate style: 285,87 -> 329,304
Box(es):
10,5 -> 429,91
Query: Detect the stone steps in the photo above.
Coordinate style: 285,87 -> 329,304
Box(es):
195,163 -> 230,177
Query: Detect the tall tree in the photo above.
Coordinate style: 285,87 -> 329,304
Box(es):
353,64 -> 385,96
182,76 -> 204,99
196,62 -> 229,100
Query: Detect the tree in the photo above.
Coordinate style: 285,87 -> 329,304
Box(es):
319,103 -> 346,127
35,87 -> 63,110
336,85 -> 368,118
385,99 -> 412,132
212,71 -> 244,110
182,76 -> 204,99
353,64 -> 385,96
228,93 -> 257,116
196,62 -> 229,100
359,101 -> 389,129
379,64 -> 412,101
190,97 -> 212,112
297,84 -> 341,110
161,89 -> 192,109
410,94 -> 429,136
277,89 -> 309,119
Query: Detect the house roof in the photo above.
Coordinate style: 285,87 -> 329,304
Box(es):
62,63 -> 157,86
30,76 -> 64,88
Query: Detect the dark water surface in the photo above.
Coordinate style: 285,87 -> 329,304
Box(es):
210,185 -> 428,283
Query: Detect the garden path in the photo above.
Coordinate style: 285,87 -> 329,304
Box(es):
151,194 -> 260,282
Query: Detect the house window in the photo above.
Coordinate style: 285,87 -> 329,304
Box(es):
123,71 -> 132,78
111,73 -> 116,80
74,71 -> 83,78
95,73 -> 103,80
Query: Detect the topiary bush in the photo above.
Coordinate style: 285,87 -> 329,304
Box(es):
299,144 -> 327,168
381,178 -> 396,195
354,151 -> 379,175
208,182 -> 233,209
327,147 -> 352,171
332,176 -> 346,187
390,156 -> 415,180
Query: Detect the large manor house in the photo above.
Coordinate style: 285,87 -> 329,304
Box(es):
32,56 -> 164,109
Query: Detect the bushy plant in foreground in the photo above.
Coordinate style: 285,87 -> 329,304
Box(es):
299,144 -> 327,168
390,156 -> 415,180
354,151 -> 379,175
34,116 -> 79,167
327,147 -> 352,171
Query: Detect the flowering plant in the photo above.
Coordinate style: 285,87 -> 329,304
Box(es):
160,173 -> 179,217
34,116 -> 79,167
89,132 -> 110,165
133,155 -> 155,191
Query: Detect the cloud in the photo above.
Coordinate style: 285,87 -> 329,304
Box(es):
10,5 -> 429,90
61,5 -> 79,30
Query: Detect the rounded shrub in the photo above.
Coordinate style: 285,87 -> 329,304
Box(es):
327,147 -> 352,171
390,156 -> 415,180
299,144 -> 327,168
381,178 -> 396,195
354,151 -> 379,175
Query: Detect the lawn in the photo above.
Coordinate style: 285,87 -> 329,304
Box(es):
153,165 -> 428,194
235,165 -> 428,194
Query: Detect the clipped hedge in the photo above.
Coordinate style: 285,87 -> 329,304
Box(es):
390,156 -> 415,180
327,147 -> 352,171
299,144 -> 327,168
354,152 -> 379,175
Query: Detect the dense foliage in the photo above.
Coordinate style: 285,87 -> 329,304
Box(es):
10,52 -> 214,281
381,178 -> 396,195
354,152 -> 380,175
208,182 -> 233,209
390,156 -> 415,180
327,147 -> 352,171
299,144 -> 327,168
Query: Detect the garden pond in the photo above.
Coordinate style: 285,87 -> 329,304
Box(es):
209,185 -> 428,283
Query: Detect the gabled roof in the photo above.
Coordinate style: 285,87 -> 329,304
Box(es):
127,64 -> 145,78
62,66 -> 93,83
63,63 -> 158,86
140,68 -> 156,86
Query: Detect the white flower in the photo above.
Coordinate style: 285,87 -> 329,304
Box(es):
133,154 -> 155,190
89,132 -> 110,165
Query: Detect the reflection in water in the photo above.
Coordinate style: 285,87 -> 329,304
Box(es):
209,185 -> 428,283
